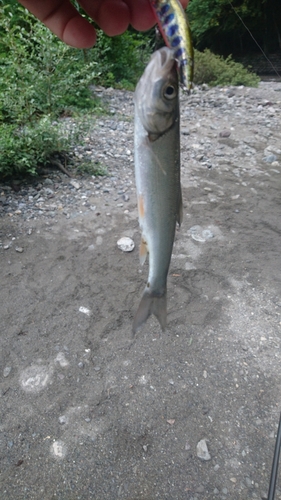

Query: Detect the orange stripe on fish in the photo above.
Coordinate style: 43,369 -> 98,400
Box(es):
137,194 -> 145,219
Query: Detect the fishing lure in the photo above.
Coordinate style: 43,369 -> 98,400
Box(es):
149,0 -> 194,91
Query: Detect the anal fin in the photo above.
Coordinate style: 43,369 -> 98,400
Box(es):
139,237 -> 148,265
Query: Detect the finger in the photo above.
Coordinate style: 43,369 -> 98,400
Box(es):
129,0 -> 190,32
18,0 -> 96,48
79,0 -> 130,36
79,0 -> 189,35
18,0 -> 190,47
128,0 -> 156,31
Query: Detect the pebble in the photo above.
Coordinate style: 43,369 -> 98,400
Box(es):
263,154 -> 278,163
79,306 -> 91,316
70,180 -> 81,190
117,237 -> 135,252
3,366 -> 12,378
219,129 -> 231,137
245,477 -> 254,488
50,440 -> 67,459
55,352 -> 69,368
15,247 -> 23,253
44,178 -> 54,185
196,439 -> 211,461
58,415 -> 67,425
181,127 -> 190,135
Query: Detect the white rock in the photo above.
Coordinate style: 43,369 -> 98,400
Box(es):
117,237 -> 135,252
20,364 -> 52,392
3,366 -> 12,378
58,415 -> 68,425
196,439 -> 211,461
70,180 -> 81,190
79,306 -> 91,316
55,352 -> 69,368
50,440 -> 67,459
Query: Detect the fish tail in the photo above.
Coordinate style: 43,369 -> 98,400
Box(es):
132,290 -> 167,334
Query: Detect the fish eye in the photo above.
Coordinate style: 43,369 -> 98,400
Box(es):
163,84 -> 177,100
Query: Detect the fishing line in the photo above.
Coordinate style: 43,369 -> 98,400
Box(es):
268,412 -> 281,500
228,1 -> 281,78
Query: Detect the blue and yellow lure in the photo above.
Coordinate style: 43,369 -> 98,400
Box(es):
149,0 -> 193,92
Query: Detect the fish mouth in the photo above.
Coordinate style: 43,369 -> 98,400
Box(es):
158,46 -> 174,67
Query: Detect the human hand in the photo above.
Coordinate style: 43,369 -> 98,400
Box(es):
18,0 -> 189,48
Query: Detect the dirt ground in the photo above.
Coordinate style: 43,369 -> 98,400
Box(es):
1,81 -> 281,500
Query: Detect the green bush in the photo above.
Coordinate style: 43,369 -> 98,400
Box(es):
0,4 -> 103,178
0,117 -> 82,178
0,3 -> 151,178
92,29 -> 151,87
0,115 -> 107,179
194,49 -> 260,87
0,6 -> 100,124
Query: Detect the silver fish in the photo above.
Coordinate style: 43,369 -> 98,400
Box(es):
133,47 -> 182,334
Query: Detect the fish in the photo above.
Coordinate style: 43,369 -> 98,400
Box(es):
149,0 -> 193,91
133,47 -> 182,334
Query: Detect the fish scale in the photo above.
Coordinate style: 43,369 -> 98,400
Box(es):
149,0 -> 193,91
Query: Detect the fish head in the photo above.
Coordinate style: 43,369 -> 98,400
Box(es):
134,47 -> 178,139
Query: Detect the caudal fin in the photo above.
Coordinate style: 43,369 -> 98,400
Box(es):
132,291 -> 167,335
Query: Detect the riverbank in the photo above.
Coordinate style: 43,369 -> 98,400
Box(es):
1,81 -> 281,499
